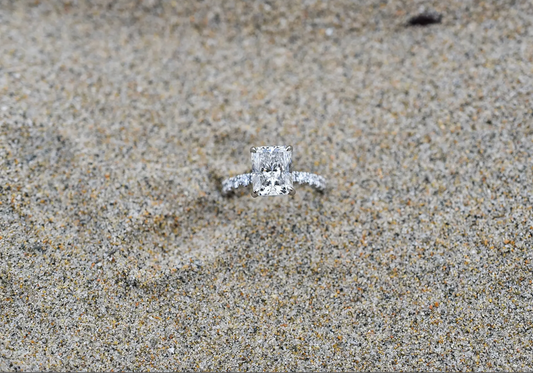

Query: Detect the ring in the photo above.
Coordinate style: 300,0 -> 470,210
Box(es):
222,145 -> 326,197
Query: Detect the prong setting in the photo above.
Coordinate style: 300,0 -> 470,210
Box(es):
250,146 -> 257,153
286,145 -> 293,152
251,190 -> 259,198
288,187 -> 296,196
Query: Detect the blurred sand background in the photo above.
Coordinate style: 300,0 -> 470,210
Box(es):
1,0 -> 532,371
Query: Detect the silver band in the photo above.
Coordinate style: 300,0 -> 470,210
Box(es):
222,171 -> 326,195
222,173 -> 252,194
292,171 -> 326,190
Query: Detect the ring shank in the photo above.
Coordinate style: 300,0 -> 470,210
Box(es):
222,172 -> 325,194
222,173 -> 252,194
292,171 -> 326,191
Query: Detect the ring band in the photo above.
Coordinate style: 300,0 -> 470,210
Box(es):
222,146 -> 326,197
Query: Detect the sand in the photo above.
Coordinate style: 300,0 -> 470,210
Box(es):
1,0 -> 532,371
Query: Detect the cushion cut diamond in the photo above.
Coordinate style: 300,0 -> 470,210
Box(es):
251,146 -> 293,196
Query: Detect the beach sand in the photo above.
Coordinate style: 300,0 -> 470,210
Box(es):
1,1 -> 532,370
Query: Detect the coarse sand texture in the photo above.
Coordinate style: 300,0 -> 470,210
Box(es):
1,1 -> 533,371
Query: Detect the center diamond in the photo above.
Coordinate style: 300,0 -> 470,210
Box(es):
251,145 -> 293,197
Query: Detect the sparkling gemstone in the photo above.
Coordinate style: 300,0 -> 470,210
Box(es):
251,146 -> 293,196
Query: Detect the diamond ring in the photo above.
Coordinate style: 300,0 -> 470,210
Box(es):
222,145 -> 326,197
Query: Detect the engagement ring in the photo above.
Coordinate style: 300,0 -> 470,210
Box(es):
222,145 -> 326,197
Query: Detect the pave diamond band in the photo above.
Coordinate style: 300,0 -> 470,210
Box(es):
292,171 -> 326,190
222,145 -> 326,197
222,172 -> 326,195
222,173 -> 252,194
